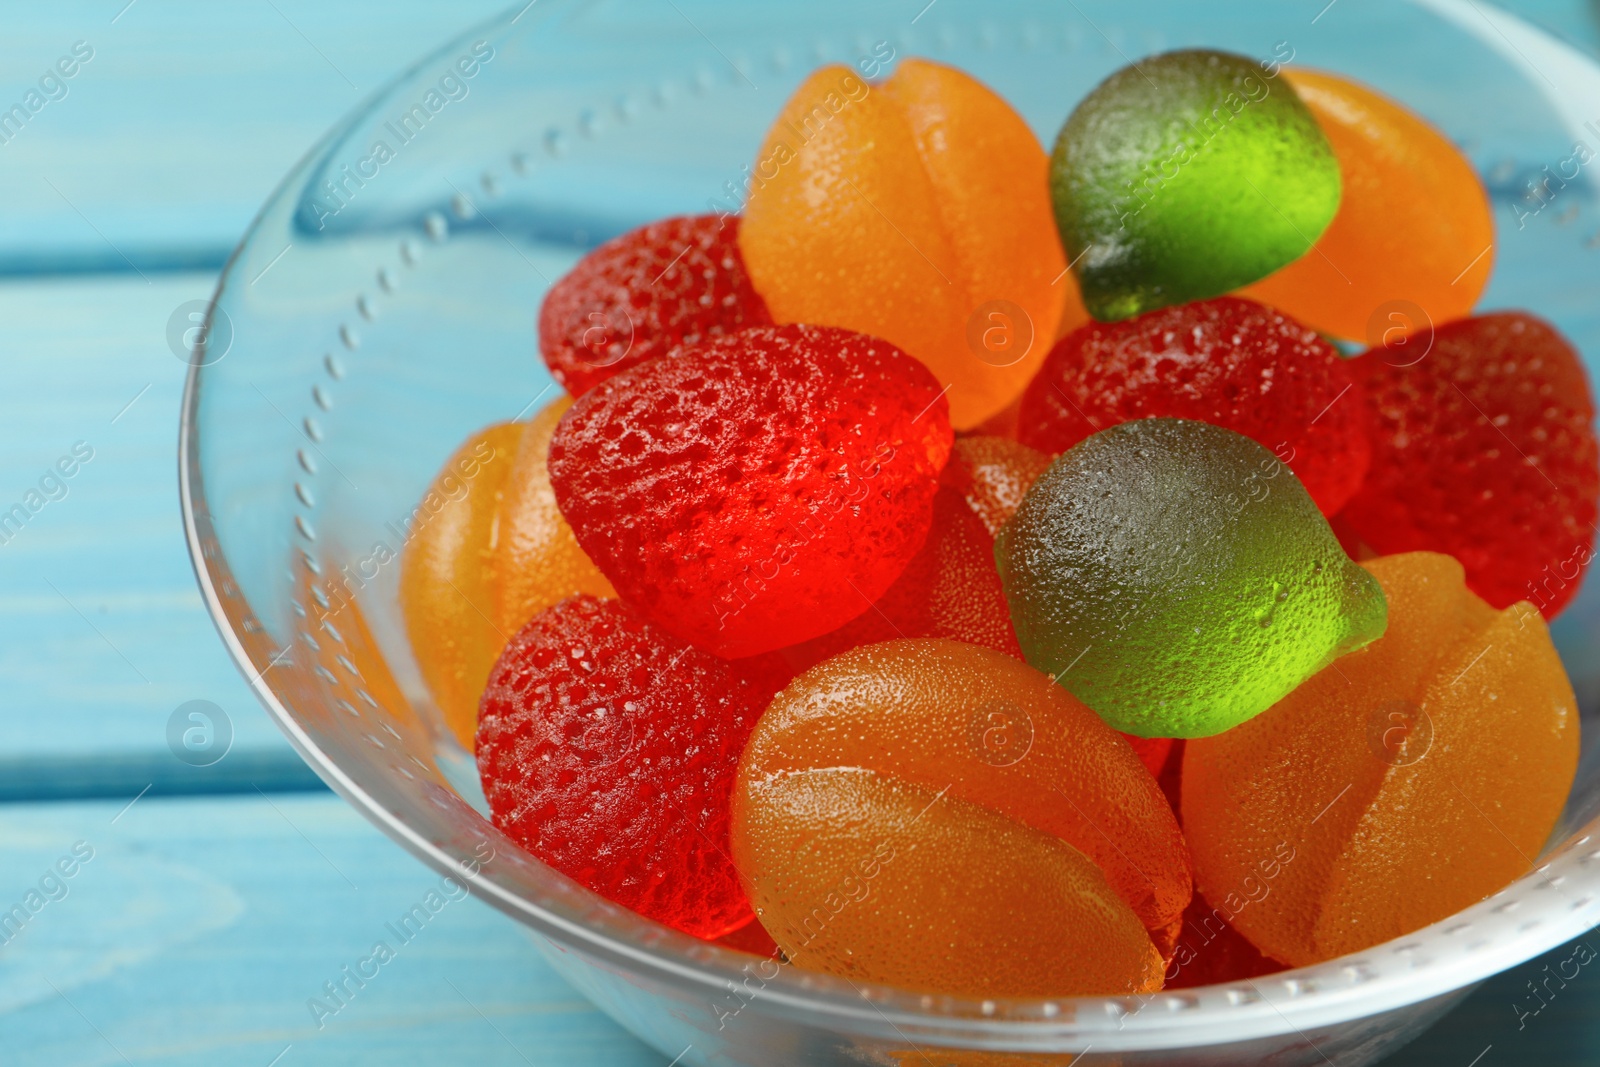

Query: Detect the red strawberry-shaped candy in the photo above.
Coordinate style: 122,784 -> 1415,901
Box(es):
548,324 -> 953,658
538,214 -> 771,396
1342,311 -> 1599,617
477,596 -> 762,938
1017,296 -> 1370,515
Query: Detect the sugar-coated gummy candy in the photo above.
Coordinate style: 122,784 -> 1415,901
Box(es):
778,486 -> 1020,672
1342,312 -> 1599,617
538,215 -> 770,397
1244,69 -> 1494,342
548,324 -> 952,658
740,58 -> 1082,429
477,595 -> 763,939
939,436 -> 1054,538
400,421 -> 521,747
733,638 -> 1189,998
998,418 -> 1387,738
1183,553 -> 1578,965
1017,297 -> 1371,515
1051,50 -> 1340,321
490,397 -> 615,640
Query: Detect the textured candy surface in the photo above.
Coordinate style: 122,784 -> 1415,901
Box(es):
548,324 -> 952,658
477,596 -> 761,938
1184,553 -> 1578,965
1051,50 -> 1340,321
737,768 -> 1163,996
1016,297 -> 1370,515
779,487 -> 1020,672
400,422 -> 522,747
939,436 -> 1054,538
735,640 -> 1191,948
999,419 -> 1387,737
538,215 -> 770,396
1244,69 -> 1494,342
740,58 -> 1080,428
491,397 -> 615,640
1342,312 -> 1599,617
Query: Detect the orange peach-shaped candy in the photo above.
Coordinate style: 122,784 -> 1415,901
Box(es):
1183,552 -> 1577,966
400,422 -> 522,747
489,396 -> 614,639
740,58 -> 1084,429
733,639 -> 1187,995
1243,69 -> 1494,342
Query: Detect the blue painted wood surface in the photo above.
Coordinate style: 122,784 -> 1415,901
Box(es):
0,794 -> 661,1066
2,2 -> 1600,1064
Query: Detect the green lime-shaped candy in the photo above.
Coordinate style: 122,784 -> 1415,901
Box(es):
1051,50 -> 1341,322
997,418 -> 1385,738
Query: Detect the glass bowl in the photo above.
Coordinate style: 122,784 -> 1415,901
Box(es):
180,1 -> 1600,1063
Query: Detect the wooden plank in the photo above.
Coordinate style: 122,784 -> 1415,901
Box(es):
0,793 -> 664,1065
0,272 -> 300,763
0,0 -> 511,273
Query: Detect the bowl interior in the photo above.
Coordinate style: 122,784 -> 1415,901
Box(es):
182,0 -> 1600,1053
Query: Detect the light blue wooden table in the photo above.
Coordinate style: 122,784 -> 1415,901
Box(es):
3,3 -> 1599,1064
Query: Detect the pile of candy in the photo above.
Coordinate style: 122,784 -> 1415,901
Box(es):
401,50 -> 1593,997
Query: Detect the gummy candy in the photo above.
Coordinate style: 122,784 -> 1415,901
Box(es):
477,595 -> 762,938
1016,297 -> 1371,516
743,640 -> 1193,930
715,916 -> 780,959
399,421 -> 521,747
538,215 -> 770,397
548,323 -> 952,658
1051,50 -> 1341,321
998,418 -> 1387,737
489,397 -> 615,639
733,638 -> 1182,994
740,58 -> 1081,429
1125,735 -> 1175,780
938,436 -> 1054,538
737,768 -> 1161,996
1183,552 -> 1578,965
1244,69 -> 1494,342
1342,312 -> 1599,617
1163,890 -> 1284,989
779,486 -> 1020,672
